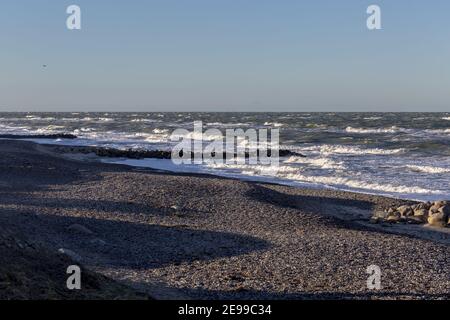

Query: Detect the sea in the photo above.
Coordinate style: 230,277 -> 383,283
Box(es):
1,112 -> 449,201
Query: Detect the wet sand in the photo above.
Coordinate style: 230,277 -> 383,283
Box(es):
0,140 -> 448,299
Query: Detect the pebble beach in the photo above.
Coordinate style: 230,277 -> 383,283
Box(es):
0,139 -> 448,299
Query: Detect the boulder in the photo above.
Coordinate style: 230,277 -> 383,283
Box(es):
414,209 -> 428,218
397,205 -> 413,217
373,211 -> 389,219
67,224 -> 94,235
413,203 -> 431,211
371,201 -> 449,226
386,212 -> 401,223
438,205 -> 450,216
433,200 -> 448,207
427,212 -> 447,227
58,248 -> 82,263
429,205 -> 441,215
370,217 -> 380,224
407,216 -> 425,225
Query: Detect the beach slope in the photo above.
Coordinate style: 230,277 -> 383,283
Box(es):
0,140 -> 448,299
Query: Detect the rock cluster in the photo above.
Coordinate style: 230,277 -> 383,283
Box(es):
371,201 -> 450,228
0,133 -> 77,139
54,145 -> 305,161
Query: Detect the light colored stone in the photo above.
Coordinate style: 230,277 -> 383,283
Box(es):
433,200 -> 447,207
429,205 -> 440,215
427,212 -> 446,227
414,209 -> 428,218
67,224 -> 94,235
369,217 -> 379,224
373,211 -> 388,219
387,212 -> 401,223
58,248 -> 82,262
414,209 -> 428,223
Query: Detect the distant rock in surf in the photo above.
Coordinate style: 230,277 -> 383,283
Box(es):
53,145 -> 306,161
0,133 -> 77,139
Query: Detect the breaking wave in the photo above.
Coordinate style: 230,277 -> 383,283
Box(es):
406,165 -> 450,174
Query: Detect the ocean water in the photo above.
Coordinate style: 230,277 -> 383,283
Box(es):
1,112 -> 449,201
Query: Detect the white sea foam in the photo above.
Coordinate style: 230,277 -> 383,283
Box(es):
204,162 -> 443,196
345,126 -> 409,134
284,156 -> 345,170
295,144 -> 404,155
98,117 -> 113,122
406,165 -> 450,174
344,126 -> 450,137
278,173 -> 442,195
152,128 -> 169,134
206,122 -> 251,127
442,117 -> 450,121
73,127 -> 94,133
363,116 -> 382,120
264,122 -> 284,127
16,116 -> 57,121
130,118 -> 159,123
171,131 -> 224,141
144,135 -> 170,143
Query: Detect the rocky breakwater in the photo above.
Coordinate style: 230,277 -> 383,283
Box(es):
52,145 -> 306,161
371,201 -> 450,228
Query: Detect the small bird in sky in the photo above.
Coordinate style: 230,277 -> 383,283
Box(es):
42,64 -> 47,68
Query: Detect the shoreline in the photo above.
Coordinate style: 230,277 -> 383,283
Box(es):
3,132 -> 448,202
50,142 -> 450,242
0,139 -> 448,299
33,139 -> 446,203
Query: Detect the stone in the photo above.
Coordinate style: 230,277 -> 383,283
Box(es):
89,238 -> 106,246
438,205 -> 450,216
58,248 -> 82,263
67,224 -> 94,235
423,202 -> 432,210
370,217 -> 380,224
386,212 -> 401,223
397,205 -> 413,217
433,200 -> 447,207
409,209 -> 428,223
413,203 -> 430,211
407,216 -> 425,225
427,212 -> 447,227
429,205 -> 440,215
373,211 -> 388,219
414,209 -> 428,218
387,208 -> 395,214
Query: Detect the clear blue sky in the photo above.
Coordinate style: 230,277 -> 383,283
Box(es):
0,0 -> 449,111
